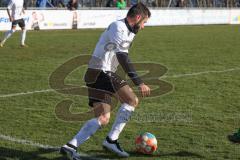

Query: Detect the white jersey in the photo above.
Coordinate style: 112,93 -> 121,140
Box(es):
88,19 -> 135,73
7,0 -> 24,20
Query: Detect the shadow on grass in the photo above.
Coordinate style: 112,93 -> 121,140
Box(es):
129,150 -> 204,158
0,147 -> 204,160
0,147 -> 114,160
85,149 -> 205,159
0,147 -> 66,160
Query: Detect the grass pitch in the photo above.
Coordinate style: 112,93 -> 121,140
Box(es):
0,25 -> 240,160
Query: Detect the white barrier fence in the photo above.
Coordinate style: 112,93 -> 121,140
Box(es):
0,9 -> 240,31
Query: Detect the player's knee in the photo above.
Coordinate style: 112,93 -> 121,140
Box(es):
135,97 -> 139,107
11,29 -> 16,33
98,113 -> 110,126
12,26 -> 16,31
128,96 -> 139,107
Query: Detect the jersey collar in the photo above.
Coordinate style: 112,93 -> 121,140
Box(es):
124,18 -> 135,34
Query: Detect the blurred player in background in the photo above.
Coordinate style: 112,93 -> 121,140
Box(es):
228,128 -> 240,143
60,2 -> 151,159
0,0 -> 27,47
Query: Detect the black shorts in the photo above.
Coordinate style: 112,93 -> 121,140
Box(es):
84,68 -> 127,107
12,19 -> 25,28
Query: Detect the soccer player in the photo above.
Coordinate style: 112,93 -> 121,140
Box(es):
60,3 -> 151,159
0,0 -> 27,47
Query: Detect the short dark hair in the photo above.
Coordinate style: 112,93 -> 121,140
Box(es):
127,2 -> 151,19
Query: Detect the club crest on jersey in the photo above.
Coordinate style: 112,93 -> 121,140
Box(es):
104,40 -> 132,52
104,42 -> 117,51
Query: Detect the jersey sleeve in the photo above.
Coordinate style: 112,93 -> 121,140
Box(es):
7,0 -> 13,10
116,52 -> 143,86
108,23 -> 129,53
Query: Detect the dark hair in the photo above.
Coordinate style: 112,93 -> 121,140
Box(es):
127,2 -> 151,18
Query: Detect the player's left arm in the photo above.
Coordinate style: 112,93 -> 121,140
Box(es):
22,1 -> 27,15
116,52 -> 151,97
108,23 -> 150,97
7,0 -> 13,22
7,9 -> 12,22
22,6 -> 25,14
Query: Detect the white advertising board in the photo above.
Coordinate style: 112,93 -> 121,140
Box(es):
230,9 -> 240,24
146,9 -> 230,26
0,9 -> 238,31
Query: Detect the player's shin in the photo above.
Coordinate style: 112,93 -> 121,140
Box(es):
1,29 -> 16,44
21,29 -> 27,45
108,103 -> 135,141
68,118 -> 101,147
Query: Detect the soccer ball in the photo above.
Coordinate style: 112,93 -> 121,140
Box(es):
135,132 -> 158,154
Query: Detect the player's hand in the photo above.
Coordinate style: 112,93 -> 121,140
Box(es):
9,17 -> 14,22
138,83 -> 151,97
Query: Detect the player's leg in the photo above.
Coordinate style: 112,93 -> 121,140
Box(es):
69,102 -> 111,147
103,85 -> 138,157
108,85 -> 138,141
60,102 -> 111,159
0,21 -> 17,47
19,19 -> 27,47
61,68 -> 113,160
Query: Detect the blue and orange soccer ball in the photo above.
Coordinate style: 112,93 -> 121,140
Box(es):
135,132 -> 158,154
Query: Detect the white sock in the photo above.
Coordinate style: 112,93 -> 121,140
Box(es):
68,118 -> 101,147
108,103 -> 135,141
1,29 -> 15,44
21,29 -> 27,45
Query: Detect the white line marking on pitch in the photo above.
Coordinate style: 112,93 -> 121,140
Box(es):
162,67 -> 240,78
0,134 -> 109,160
0,134 -> 58,150
0,89 -> 54,98
0,67 -> 239,98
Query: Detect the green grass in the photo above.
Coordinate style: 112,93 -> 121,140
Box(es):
0,25 -> 240,160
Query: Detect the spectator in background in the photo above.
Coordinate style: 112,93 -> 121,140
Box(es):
36,0 -> 47,7
24,0 -> 33,8
148,0 -> 157,7
176,0 -> 185,7
189,0 -> 197,7
236,0 -> 240,7
130,0 -> 138,6
0,0 -> 8,7
116,0 -> 126,9
67,0 -> 78,10
52,0 -> 66,7
106,0 -> 115,7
